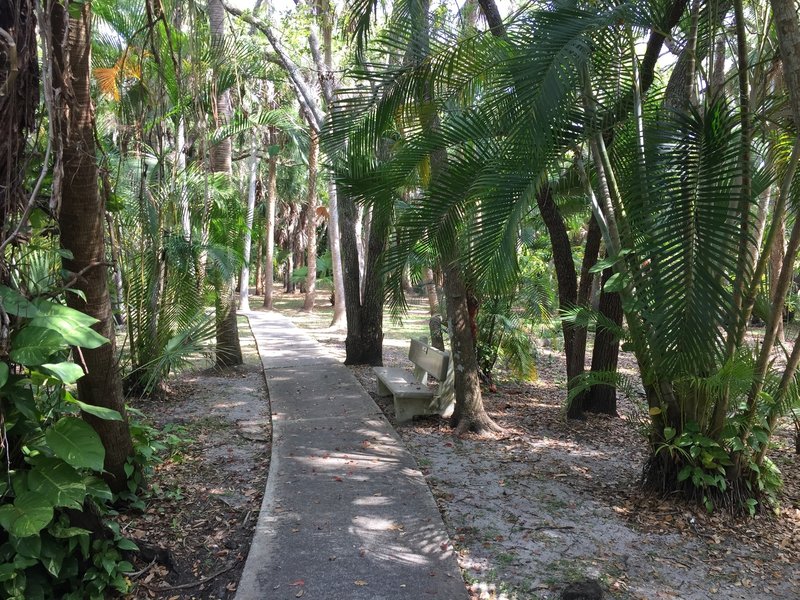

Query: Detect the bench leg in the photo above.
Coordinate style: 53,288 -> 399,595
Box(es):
376,379 -> 392,397
394,397 -> 437,424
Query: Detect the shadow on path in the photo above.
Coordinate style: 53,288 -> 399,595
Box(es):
236,311 -> 468,600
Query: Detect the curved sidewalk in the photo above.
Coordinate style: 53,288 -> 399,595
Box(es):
236,311 -> 468,600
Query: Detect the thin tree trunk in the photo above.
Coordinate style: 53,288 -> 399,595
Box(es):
355,204 -> 366,303
239,144 -> 259,311
402,264 -> 414,295
303,129 -> 319,311
420,0 -> 499,433
425,267 -> 439,315
175,117 -> 191,241
254,236 -> 263,296
585,267 -> 623,415
340,188 -> 366,362
444,258 -> 501,433
770,213 -> 786,342
209,0 -> 242,367
51,0 -> 133,493
568,215 -> 602,417
536,186 -> 581,394
328,182 -> 347,326
263,136 -> 278,309
105,212 -> 126,325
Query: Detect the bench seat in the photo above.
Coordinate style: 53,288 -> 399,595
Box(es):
374,367 -> 435,399
373,339 -> 454,423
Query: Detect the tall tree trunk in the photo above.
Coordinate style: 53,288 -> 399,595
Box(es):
425,267 -> 439,315
209,0 -> 242,366
254,236 -> 263,296
263,132 -> 278,309
175,117 -> 191,241
51,0 -> 133,493
536,186 -> 582,396
105,212 -> 126,325
339,190 -> 369,363
402,264 -> 414,295
303,129 -> 319,311
585,267 -> 623,415
328,183 -> 347,326
444,259 -> 500,433
239,143 -> 259,311
770,212 -> 786,342
567,215 -> 602,417
1,0 -> 38,239
415,0 -> 499,433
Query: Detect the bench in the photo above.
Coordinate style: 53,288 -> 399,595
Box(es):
374,338 -> 455,423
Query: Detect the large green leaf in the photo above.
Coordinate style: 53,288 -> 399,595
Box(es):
0,286 -> 40,318
45,417 -> 105,472
42,362 -> 85,384
11,534 -> 42,558
0,492 -> 54,537
10,326 -> 65,366
84,476 -> 112,502
0,362 -> 8,388
30,315 -> 107,350
72,399 -> 122,421
33,300 -> 97,327
30,300 -> 107,349
28,457 -> 87,510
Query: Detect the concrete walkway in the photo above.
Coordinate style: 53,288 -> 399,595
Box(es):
236,311 -> 468,600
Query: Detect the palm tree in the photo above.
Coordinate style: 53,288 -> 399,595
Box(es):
50,0 -> 133,492
208,0 -> 242,367
332,0 -> 800,505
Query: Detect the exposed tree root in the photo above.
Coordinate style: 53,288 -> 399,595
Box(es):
452,411 -> 504,436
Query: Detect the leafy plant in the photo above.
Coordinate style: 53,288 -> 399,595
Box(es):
0,286 -> 141,598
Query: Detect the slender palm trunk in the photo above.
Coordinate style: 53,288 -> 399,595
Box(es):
328,182 -> 347,326
263,132 -> 278,309
209,0 -> 242,366
585,268 -> 623,415
175,117 -> 191,241
239,143 -> 259,311
51,0 -> 133,492
254,236 -> 263,296
425,267 -> 439,315
303,129 -> 319,311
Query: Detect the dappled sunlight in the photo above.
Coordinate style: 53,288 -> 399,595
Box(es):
348,517 -> 454,568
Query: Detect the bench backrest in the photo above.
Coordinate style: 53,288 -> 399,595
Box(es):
408,338 -> 449,381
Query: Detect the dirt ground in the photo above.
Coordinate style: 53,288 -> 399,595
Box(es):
122,318 -> 271,599
120,292 -> 800,599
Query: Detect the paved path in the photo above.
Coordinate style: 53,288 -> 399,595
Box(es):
236,311 -> 468,600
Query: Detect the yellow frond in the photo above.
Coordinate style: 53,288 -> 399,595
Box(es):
93,67 -> 120,101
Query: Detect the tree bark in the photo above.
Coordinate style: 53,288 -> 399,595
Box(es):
769,0 -> 800,352
327,182 -> 347,326
254,236 -> 263,296
425,267 -> 439,315
585,267 -> 623,415
51,0 -> 133,493
536,186 -> 582,398
263,130 -> 278,309
770,212 -> 786,342
303,128 -> 319,311
209,0 -> 242,367
239,143 -> 259,311
444,259 -> 501,434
